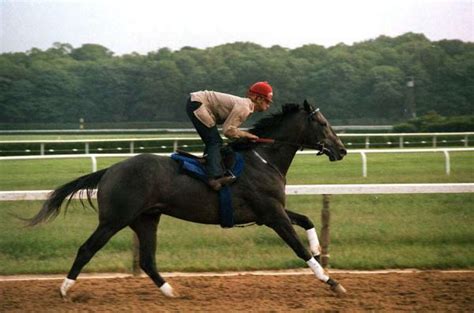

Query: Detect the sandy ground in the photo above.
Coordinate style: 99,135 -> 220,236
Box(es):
1,271 -> 473,312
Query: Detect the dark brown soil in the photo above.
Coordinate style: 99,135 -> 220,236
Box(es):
1,271 -> 473,312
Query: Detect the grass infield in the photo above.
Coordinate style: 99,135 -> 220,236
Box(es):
0,153 -> 472,274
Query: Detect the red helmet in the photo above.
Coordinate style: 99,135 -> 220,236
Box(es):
249,81 -> 273,102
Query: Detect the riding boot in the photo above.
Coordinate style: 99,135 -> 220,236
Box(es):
208,176 -> 237,191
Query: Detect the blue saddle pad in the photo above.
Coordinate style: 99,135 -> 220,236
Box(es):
171,152 -> 244,228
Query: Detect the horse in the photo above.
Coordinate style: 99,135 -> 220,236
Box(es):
26,100 -> 347,298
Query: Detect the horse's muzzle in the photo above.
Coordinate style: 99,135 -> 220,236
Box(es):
319,144 -> 346,161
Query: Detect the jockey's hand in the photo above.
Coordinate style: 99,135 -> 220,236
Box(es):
247,134 -> 258,141
243,132 -> 259,141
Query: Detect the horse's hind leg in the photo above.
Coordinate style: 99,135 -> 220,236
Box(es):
60,223 -> 123,297
285,209 -> 321,262
129,214 -> 177,298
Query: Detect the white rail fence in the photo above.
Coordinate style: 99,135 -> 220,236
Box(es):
1,183 -> 472,269
1,183 -> 473,201
1,132 -> 472,155
0,125 -> 394,134
1,148 -> 473,177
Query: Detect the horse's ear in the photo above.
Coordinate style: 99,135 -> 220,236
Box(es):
303,99 -> 313,112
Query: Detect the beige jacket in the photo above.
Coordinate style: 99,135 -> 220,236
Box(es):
190,90 -> 255,139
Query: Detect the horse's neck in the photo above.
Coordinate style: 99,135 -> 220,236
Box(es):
256,117 -> 304,177
257,144 -> 299,177
263,145 -> 297,176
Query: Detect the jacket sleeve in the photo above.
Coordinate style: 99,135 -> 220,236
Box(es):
222,106 -> 251,139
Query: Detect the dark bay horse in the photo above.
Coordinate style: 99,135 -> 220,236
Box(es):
27,100 -> 347,298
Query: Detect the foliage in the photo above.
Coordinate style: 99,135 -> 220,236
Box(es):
0,33 -> 473,126
394,111 -> 474,132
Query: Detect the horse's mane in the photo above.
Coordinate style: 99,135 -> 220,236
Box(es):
250,103 -> 301,137
229,103 -> 302,151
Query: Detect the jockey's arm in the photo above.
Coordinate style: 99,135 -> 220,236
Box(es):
224,127 -> 259,140
223,107 -> 258,140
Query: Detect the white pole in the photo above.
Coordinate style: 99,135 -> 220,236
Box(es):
360,152 -> 367,177
443,150 -> 450,175
90,155 -> 97,172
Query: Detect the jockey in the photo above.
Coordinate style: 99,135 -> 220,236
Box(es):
186,81 -> 273,191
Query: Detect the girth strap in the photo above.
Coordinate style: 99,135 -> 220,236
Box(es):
253,150 -> 285,181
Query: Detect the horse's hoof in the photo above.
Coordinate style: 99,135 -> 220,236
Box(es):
330,283 -> 347,295
59,278 -> 75,299
59,288 -> 70,301
160,282 -> 179,298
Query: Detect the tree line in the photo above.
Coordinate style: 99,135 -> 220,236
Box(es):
0,32 -> 472,126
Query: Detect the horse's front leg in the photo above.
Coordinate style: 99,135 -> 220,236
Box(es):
266,216 -> 347,295
285,209 -> 321,263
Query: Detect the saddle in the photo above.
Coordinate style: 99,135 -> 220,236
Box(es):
170,146 -> 245,228
175,145 -> 239,174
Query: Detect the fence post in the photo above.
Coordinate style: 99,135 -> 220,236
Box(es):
320,194 -> 331,268
132,233 -> 141,276
360,152 -> 367,177
443,150 -> 450,175
90,155 -> 97,172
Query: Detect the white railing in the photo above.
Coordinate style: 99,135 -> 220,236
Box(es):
1,183 -> 473,201
1,148 -> 473,177
0,125 -> 394,134
0,137 -> 199,155
1,132 -> 472,155
341,132 -> 472,149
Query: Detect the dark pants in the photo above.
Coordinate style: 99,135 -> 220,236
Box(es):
186,98 -> 224,178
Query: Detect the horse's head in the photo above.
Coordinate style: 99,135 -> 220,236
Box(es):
301,100 -> 347,161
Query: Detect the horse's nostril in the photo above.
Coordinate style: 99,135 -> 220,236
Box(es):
340,148 -> 347,156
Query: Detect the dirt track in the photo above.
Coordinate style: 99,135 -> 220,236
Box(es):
1,271 -> 473,312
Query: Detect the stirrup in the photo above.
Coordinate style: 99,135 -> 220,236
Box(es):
208,175 -> 236,191
225,170 -> 237,180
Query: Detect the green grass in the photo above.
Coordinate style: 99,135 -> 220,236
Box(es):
1,152 -> 472,190
0,194 -> 472,275
287,152 -> 474,184
0,152 -> 473,274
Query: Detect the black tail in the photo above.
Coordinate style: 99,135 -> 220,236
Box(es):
27,168 -> 108,226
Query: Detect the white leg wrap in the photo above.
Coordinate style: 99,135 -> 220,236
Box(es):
306,228 -> 321,256
60,278 -> 76,297
307,257 -> 329,282
160,282 -> 177,298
